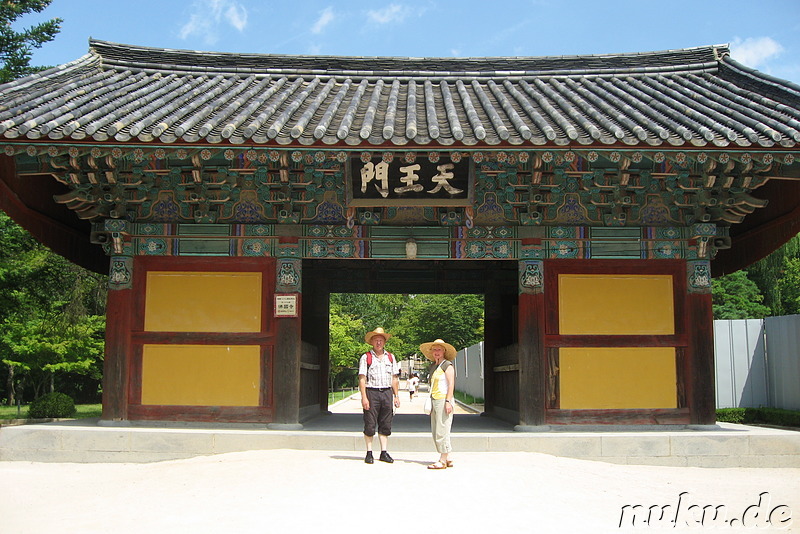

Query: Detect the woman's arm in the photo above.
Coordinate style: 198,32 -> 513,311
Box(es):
444,364 -> 455,414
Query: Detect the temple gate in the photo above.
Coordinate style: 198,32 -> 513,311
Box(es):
1,41 -> 799,428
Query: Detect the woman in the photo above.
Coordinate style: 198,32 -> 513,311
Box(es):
419,338 -> 456,470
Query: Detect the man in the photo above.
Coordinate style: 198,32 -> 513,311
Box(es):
358,327 -> 400,464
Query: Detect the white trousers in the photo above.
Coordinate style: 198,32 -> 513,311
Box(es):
430,398 -> 453,454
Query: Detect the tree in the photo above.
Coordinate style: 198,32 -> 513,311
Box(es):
0,212 -> 107,405
328,292 -> 486,386
331,293 -> 407,335
0,0 -> 61,83
746,234 -> 800,316
712,270 -> 770,320
777,257 -> 800,316
396,294 -> 484,350
328,301 -> 364,388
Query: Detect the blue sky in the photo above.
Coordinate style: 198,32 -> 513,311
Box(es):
15,0 -> 800,84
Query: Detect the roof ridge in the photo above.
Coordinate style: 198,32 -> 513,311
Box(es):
87,39 -> 728,76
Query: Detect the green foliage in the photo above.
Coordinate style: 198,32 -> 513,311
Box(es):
397,294 -> 484,350
0,212 -> 107,404
454,390 -> 484,405
746,234 -> 800,316
27,391 -> 75,419
711,270 -> 770,319
329,293 -> 485,383
777,257 -> 800,315
0,0 -> 62,83
0,402 -> 100,420
328,300 -> 365,387
716,407 -> 800,428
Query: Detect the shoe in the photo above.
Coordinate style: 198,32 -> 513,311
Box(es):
446,460 -> 454,468
365,451 -> 374,464
379,451 -> 394,463
427,461 -> 447,470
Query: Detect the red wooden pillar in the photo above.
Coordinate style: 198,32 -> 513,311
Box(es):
273,314 -> 302,427
517,260 -> 547,429
100,258 -> 134,422
518,292 -> 546,427
687,290 -> 716,424
270,249 -> 303,429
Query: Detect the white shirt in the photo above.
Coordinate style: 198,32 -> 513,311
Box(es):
358,350 -> 399,389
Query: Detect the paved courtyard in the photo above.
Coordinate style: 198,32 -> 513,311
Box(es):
1,447 -> 797,533
2,389 -> 798,533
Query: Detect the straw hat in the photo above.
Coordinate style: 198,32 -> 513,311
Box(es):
364,327 -> 392,344
419,339 -> 457,361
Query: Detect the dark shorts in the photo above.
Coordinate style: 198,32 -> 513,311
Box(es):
363,388 -> 394,437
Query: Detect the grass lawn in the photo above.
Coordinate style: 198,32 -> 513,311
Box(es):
0,404 -> 102,420
328,388 -> 358,405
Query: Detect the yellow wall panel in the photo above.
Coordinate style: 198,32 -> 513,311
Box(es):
141,345 -> 261,406
559,274 -> 674,335
559,347 -> 677,409
145,271 -> 262,332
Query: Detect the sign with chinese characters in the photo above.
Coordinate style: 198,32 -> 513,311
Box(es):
347,154 -> 473,207
274,293 -> 298,317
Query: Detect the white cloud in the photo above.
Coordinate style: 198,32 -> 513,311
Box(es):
311,7 -> 335,35
367,4 -> 411,25
225,3 -> 248,31
730,37 -> 784,69
179,0 -> 249,44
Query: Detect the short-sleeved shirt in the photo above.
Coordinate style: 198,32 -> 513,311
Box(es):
358,350 -> 399,389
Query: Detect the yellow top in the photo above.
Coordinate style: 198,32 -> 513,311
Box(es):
430,361 -> 452,400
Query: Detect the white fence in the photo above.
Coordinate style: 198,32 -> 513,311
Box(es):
452,315 -> 800,410
453,342 -> 485,400
715,315 -> 800,411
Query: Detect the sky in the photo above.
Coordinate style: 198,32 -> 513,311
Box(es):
13,0 -> 800,84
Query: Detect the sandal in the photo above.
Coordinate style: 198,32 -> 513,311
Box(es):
427,461 -> 447,470
446,460 -> 454,468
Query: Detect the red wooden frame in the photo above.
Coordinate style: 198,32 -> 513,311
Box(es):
543,259 -> 691,424
126,256 -> 277,423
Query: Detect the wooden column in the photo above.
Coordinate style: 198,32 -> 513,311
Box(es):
482,286 -> 500,417
270,249 -> 303,429
100,283 -> 133,421
518,292 -> 546,427
272,314 -> 302,427
317,291 -> 330,411
687,291 -> 716,424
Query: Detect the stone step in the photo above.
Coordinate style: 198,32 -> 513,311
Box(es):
1,418 -> 798,467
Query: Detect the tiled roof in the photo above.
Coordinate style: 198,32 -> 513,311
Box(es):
1,39 -> 799,148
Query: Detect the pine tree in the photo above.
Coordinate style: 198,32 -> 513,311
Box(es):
0,0 -> 61,83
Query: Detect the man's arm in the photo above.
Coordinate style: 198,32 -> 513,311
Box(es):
359,373 -> 369,410
392,373 -> 400,407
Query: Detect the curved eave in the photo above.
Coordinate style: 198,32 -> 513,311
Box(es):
0,155 -> 108,273
712,177 -> 800,276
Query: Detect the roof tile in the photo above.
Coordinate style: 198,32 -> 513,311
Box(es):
1,40 -> 798,149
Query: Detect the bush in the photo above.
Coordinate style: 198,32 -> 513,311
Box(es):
28,392 -> 76,419
716,408 -> 746,424
716,407 -> 800,427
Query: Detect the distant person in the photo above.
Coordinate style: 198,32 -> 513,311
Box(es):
419,338 -> 456,470
358,327 -> 400,464
407,373 -> 419,401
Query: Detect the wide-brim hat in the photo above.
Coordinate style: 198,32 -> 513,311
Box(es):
419,339 -> 457,361
364,327 -> 392,344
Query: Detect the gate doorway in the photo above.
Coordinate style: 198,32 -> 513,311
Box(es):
300,260 -> 519,425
